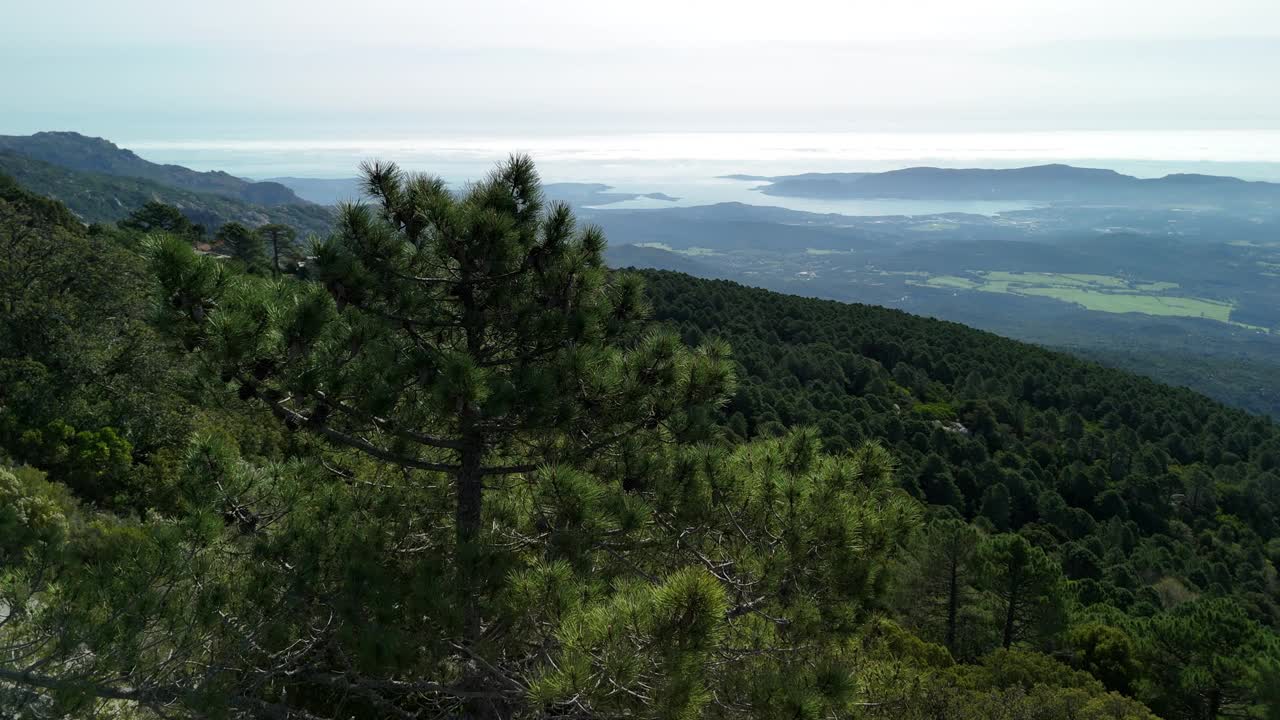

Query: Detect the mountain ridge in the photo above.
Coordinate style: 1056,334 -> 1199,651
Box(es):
743,163 -> 1280,204
0,150 -> 334,234
0,131 -> 311,207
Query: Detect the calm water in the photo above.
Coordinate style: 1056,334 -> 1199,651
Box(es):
124,131 -> 1280,217
579,178 -> 1037,216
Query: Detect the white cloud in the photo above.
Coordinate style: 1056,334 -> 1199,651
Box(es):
3,0 -> 1279,135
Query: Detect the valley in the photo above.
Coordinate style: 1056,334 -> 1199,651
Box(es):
591,199 -> 1280,418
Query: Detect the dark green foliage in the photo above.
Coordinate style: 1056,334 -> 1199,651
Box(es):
122,200 -> 205,239
641,271 -> 1280,715
15,420 -> 132,504
896,518 -> 982,656
917,453 -> 964,510
1067,623 -> 1141,695
255,222 -> 297,276
640,271 -> 1280,623
979,533 -> 1067,648
214,221 -> 267,271
1139,598 -> 1280,720
0,174 -> 194,508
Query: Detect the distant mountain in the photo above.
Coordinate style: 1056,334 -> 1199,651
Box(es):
745,164 -> 1280,206
269,177 -> 682,207
0,131 -> 310,207
0,151 -> 334,235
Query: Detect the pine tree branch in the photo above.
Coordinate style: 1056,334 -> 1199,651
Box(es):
270,398 -> 459,474
313,391 -> 463,450
304,671 -> 511,702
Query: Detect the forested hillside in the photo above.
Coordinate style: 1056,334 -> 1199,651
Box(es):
0,151 -> 334,234
0,131 -> 308,206
644,273 -> 1280,593
1,162 -> 1278,720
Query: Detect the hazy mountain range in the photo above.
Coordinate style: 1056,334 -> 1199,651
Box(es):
0,132 -> 310,206
0,133 -> 333,233
732,163 -> 1280,206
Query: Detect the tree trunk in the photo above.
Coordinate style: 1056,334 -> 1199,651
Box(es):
457,278 -> 485,643
456,421 -> 483,642
455,278 -> 503,719
946,555 -> 959,654
1206,687 -> 1221,720
1002,565 -> 1021,648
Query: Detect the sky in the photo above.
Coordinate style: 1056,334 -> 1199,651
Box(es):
3,0 -> 1280,140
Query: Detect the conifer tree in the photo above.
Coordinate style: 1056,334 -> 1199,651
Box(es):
1,153 -> 926,715
979,533 -> 1067,648
980,483 -> 1013,531
214,221 -> 267,271
900,518 -> 982,657
1140,598 -> 1280,720
255,222 -> 296,276
917,453 -> 964,510
154,156 -> 734,639
120,201 -> 203,239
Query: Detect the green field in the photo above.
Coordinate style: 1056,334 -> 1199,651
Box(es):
1017,287 -> 1233,321
924,275 -> 979,289
635,242 -> 719,256
980,271 -> 1128,288
1134,281 -> 1180,292
910,271 -> 1248,327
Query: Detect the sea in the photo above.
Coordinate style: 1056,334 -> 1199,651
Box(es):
124,130 -> 1280,217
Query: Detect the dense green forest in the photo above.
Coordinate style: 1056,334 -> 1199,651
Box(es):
1,160 -> 1278,719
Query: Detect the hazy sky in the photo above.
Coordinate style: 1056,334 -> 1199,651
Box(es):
4,0 -> 1280,139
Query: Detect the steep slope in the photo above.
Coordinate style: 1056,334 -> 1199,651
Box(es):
0,131 -> 309,206
643,270 -> 1280,628
0,152 -> 334,235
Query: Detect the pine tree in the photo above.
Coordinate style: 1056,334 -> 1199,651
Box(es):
1140,598 -> 1280,720
155,156 -> 736,639
979,533 -> 1066,648
120,201 -> 202,239
255,222 -> 296,276
980,483 -> 1013,530
917,453 -> 965,511
213,221 -> 267,271
4,167 -> 926,715
901,518 -> 981,657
